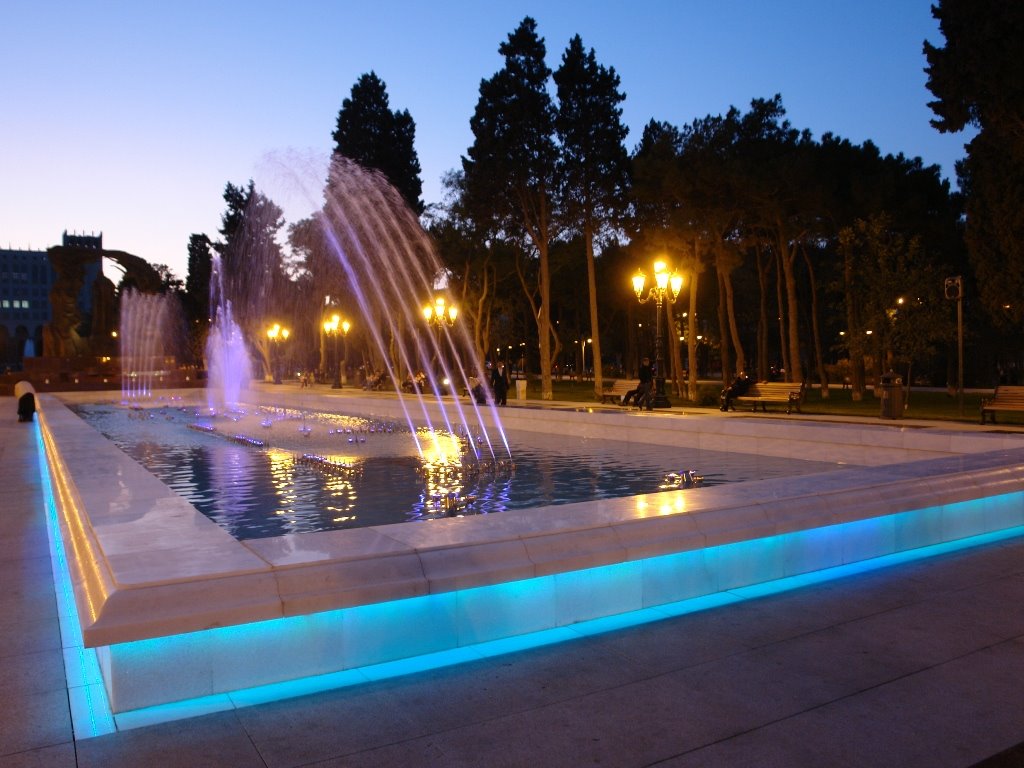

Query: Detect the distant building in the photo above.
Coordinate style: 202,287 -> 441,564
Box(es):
0,231 -> 103,369
0,246 -> 53,369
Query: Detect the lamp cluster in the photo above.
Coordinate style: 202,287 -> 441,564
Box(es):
423,296 -> 458,327
631,259 -> 686,409
632,259 -> 684,304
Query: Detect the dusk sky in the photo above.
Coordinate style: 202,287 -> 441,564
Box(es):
2,1 -> 971,280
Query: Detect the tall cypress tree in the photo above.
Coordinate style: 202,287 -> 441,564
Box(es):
184,233 -> 212,325
925,0 -> 1024,325
218,180 -> 287,339
463,17 -> 559,399
554,34 -> 629,398
332,72 -> 424,214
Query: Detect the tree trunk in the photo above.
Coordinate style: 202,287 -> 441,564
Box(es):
756,244 -> 770,382
720,251 -> 746,375
775,249 -> 790,379
688,269 -> 699,402
843,241 -> 866,401
669,302 -> 684,397
584,221 -> 604,399
778,233 -> 804,384
717,269 -> 732,385
802,245 -> 829,399
538,240 -> 553,400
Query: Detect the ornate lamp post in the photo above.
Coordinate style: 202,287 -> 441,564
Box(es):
323,314 -> 350,389
632,259 -> 683,408
422,296 -> 457,377
266,323 -> 289,385
340,319 -> 350,386
944,275 -> 964,415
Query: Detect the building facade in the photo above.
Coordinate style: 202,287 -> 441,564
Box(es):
0,231 -> 103,370
0,246 -> 53,369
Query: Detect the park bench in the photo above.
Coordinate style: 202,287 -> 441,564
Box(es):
980,385 -> 1024,424
732,381 -> 806,414
599,379 -> 636,404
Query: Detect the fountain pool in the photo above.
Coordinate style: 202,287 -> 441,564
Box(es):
69,400 -> 844,537
36,387 -> 1024,728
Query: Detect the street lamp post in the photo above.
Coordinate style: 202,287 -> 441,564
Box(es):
945,275 -> 964,415
266,323 -> 289,385
340,319 -> 350,386
632,259 -> 684,408
422,296 -> 457,380
323,314 -> 350,389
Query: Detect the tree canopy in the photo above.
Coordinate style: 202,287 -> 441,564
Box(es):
925,0 -> 1024,326
463,16 -> 560,399
332,71 -> 424,214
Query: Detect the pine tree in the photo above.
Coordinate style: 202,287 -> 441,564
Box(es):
925,0 -> 1024,325
554,34 -> 630,399
332,72 -> 424,214
463,17 -> 559,399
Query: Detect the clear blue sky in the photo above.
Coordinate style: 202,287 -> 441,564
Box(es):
1,0 -> 970,280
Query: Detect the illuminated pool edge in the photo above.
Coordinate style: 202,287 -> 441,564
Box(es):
94,492 -> 1024,716
36,389 -> 1024,724
41,409 -> 1024,733
35,421 -> 115,739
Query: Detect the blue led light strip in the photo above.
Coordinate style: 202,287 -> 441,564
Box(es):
34,421 -> 116,738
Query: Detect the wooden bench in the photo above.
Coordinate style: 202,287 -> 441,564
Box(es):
599,379 -> 636,404
980,385 -> 1024,424
732,381 -> 806,414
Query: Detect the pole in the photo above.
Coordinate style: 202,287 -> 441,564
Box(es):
653,292 -> 670,408
957,294 -> 964,416
331,332 -> 341,389
341,332 -> 348,386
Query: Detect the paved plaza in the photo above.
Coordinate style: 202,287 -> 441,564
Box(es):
1,394 -> 1023,767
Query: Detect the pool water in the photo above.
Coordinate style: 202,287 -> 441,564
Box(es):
72,403 -> 844,540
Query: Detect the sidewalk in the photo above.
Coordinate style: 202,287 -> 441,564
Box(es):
2,396 -> 1023,767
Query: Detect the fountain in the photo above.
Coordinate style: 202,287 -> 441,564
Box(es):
298,157 -> 511,463
31,155 -> 1024,727
196,159 -> 509,465
118,288 -> 178,401
205,256 -> 252,414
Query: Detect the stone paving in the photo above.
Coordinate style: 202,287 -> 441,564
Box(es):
1,396 -> 1023,767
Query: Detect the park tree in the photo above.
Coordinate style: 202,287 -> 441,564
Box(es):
838,214 -> 952,403
677,107 -> 751,385
630,120 -> 705,401
925,0 -> 1024,325
182,233 -> 213,365
332,72 -> 424,214
554,34 -> 630,398
218,180 -> 289,378
288,214 -> 353,373
184,234 -> 212,326
463,17 -> 559,399
737,96 -> 816,386
431,170 -> 522,365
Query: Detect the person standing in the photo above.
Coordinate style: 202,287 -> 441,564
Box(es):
491,363 -> 510,406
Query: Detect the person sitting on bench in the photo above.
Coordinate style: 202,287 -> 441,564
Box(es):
720,371 -> 752,411
622,357 -> 654,409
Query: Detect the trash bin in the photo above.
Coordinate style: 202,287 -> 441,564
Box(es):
878,370 -> 903,419
14,380 -> 35,422
515,379 -> 527,401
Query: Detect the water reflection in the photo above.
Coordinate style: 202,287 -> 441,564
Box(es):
71,403 -> 845,540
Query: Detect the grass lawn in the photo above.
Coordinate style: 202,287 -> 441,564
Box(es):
536,378 -> 1018,426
